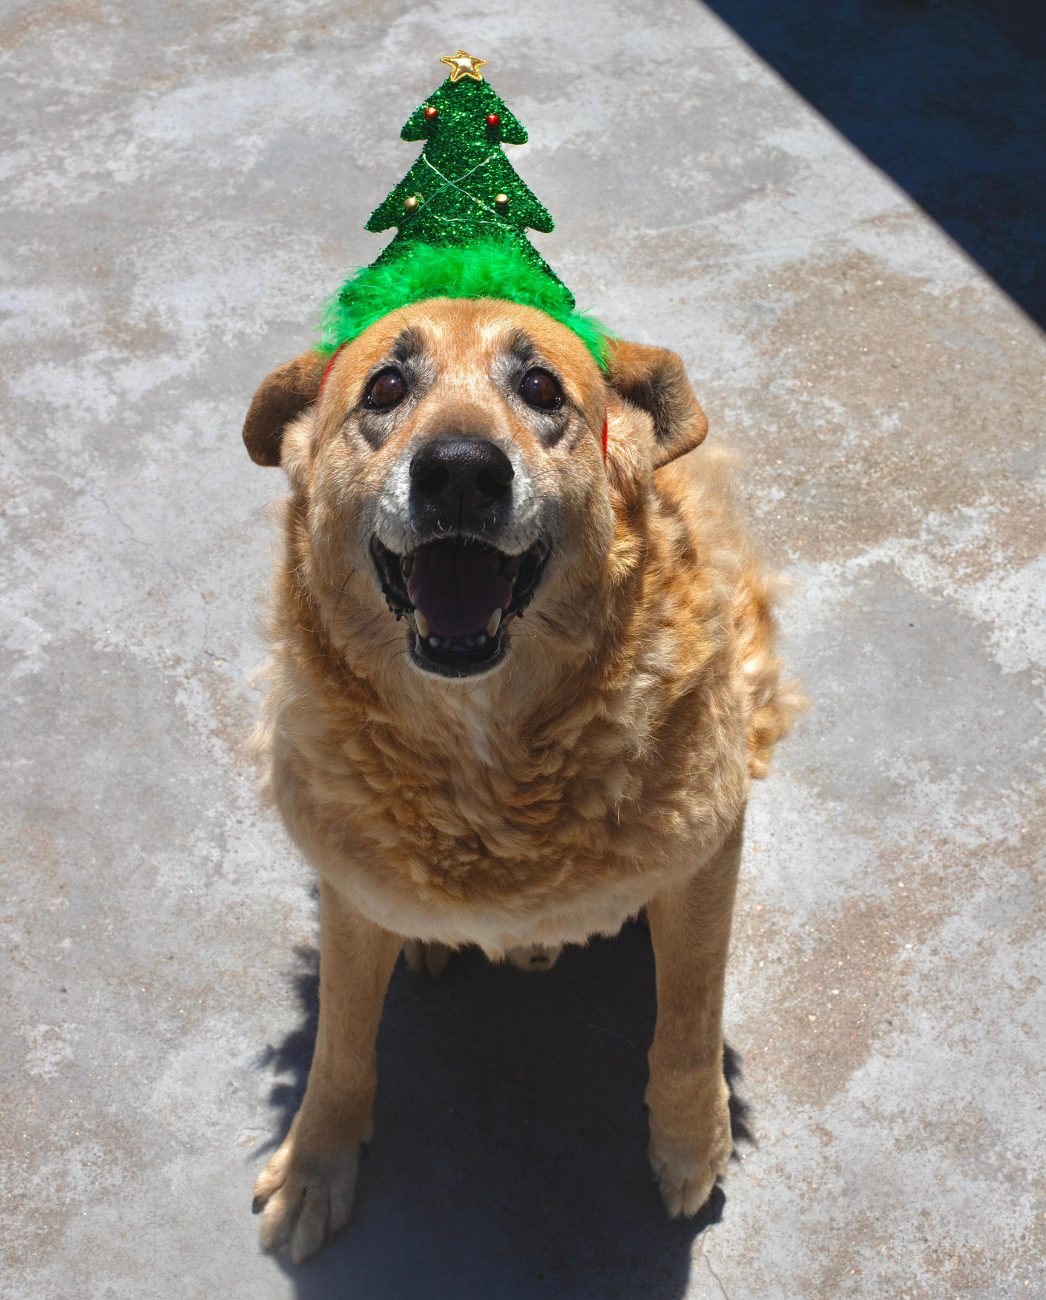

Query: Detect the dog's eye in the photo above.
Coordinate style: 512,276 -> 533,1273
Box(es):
519,368 -> 563,412
364,368 -> 408,410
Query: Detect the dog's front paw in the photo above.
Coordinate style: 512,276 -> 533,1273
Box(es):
646,1072 -> 732,1218
252,1129 -> 361,1264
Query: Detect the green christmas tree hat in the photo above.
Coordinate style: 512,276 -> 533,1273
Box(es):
321,50 -> 608,367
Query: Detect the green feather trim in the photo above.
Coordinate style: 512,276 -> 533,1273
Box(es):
320,240 -> 610,370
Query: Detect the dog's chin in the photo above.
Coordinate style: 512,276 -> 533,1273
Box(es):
408,621 -> 508,679
370,534 -> 549,681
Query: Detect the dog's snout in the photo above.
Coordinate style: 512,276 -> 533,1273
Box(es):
409,437 -> 514,513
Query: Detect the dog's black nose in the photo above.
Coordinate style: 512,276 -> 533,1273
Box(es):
409,437 -> 514,514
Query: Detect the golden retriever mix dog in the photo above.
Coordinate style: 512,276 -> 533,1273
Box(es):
242,296 -> 799,1262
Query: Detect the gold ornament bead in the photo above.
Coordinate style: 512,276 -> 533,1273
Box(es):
494,193 -> 509,209
403,194 -> 420,213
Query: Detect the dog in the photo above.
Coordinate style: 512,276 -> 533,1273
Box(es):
242,296 -> 799,1262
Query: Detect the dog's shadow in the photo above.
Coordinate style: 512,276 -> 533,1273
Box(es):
256,919 -> 752,1299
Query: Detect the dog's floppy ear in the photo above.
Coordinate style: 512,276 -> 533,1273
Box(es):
605,338 -> 708,469
242,350 -> 330,467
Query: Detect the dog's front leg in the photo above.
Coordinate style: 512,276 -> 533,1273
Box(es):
253,879 -> 402,1262
645,811 -> 744,1216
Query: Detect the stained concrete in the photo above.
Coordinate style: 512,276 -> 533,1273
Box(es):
1,2 -> 1042,1297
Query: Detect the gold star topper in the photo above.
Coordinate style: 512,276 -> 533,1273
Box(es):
440,49 -> 487,83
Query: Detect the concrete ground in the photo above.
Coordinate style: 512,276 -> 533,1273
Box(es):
2,2 -> 1042,1297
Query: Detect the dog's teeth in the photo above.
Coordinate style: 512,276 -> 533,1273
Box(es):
400,554 -> 414,578
428,636 -> 442,649
476,633 -> 488,646
414,610 -> 431,638
485,609 -> 502,637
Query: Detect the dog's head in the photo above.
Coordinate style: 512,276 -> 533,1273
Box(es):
243,298 -> 706,683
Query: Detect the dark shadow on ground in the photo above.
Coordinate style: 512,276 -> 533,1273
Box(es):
702,0 -> 1046,325
256,919 -> 753,1300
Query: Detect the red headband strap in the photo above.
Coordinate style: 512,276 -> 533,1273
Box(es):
317,343 -> 346,398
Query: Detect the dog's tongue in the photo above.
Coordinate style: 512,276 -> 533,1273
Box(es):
406,541 -> 513,637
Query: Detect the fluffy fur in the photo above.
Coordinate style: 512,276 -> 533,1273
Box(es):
243,298 -> 800,1262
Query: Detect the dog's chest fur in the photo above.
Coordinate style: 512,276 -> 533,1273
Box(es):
268,566 -> 751,951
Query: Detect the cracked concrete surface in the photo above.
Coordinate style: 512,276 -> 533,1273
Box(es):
1,2 -> 1042,1297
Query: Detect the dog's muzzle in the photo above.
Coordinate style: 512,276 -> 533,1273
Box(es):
368,434 -> 548,677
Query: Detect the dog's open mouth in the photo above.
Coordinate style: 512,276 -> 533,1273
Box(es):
370,535 -> 549,677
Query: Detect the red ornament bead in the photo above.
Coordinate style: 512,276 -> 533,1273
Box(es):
486,113 -> 500,127
424,105 -> 438,120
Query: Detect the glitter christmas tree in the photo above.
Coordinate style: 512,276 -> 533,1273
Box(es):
363,50 -> 566,294
322,51 -> 607,366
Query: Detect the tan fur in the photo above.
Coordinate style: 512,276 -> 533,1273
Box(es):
244,299 -> 800,1261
